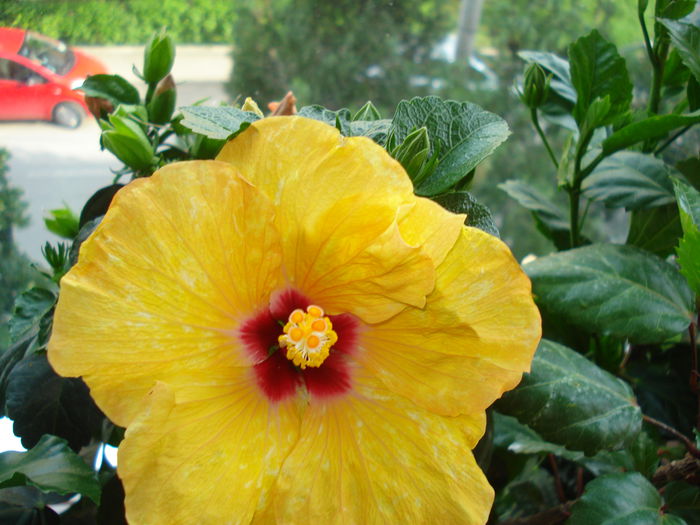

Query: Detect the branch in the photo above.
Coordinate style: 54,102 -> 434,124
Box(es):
652,454 -> 700,487
643,414 -> 700,459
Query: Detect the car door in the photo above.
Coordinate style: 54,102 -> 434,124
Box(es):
0,57 -> 53,120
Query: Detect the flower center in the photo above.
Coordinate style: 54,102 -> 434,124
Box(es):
278,305 -> 337,369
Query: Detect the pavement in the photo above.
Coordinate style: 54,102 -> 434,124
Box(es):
1,47 -> 233,261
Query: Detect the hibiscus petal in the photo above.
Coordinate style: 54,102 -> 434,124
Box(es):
217,117 -> 434,324
359,227 -> 541,416
119,379 -> 301,525
398,196 -> 465,267
256,367 -> 490,524
49,161 -> 283,426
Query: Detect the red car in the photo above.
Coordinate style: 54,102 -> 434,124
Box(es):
0,28 -> 108,127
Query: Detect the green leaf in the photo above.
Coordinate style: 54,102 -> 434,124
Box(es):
673,178 -> 700,294
568,472 -> 666,524
661,0 -> 697,19
9,288 -> 56,343
79,185 -> 123,228
492,412 -> 584,462
433,191 -> 499,237
497,340 -> 642,456
627,204 -> 684,257
0,337 -> 32,418
660,18 -> 700,83
0,435 -> 100,503
525,244 -> 695,343
178,106 -> 261,140
0,487 -> 60,524
6,353 -> 103,451
664,482 -> 700,525
44,205 -> 80,239
499,180 -> 572,249
580,431 -> 659,478
493,457 -> 558,521
389,96 -> 510,196
673,177 -> 700,228
582,152 -> 676,210
298,105 -> 390,143
79,74 -> 140,106
602,111 -> 700,154
568,30 -> 633,126
518,50 -> 576,103
676,226 -> 700,295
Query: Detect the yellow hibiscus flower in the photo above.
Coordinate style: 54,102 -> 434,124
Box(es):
48,116 -> 541,524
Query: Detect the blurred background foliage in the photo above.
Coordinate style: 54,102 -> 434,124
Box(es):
0,0 -> 664,259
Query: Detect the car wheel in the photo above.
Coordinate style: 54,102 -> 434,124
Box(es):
52,102 -> 83,128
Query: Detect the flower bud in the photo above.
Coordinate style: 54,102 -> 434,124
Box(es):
143,31 -> 175,84
522,63 -> 550,109
85,96 -> 114,120
102,114 -> 155,171
147,74 -> 176,124
392,126 -> 431,182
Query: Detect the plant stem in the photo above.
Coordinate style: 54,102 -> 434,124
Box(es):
548,453 -> 566,503
639,9 -> 657,70
531,108 -> 559,169
643,414 -> 700,458
690,321 -> 699,430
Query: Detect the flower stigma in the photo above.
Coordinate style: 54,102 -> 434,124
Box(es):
278,305 -> 338,369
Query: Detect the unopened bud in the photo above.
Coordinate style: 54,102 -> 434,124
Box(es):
85,96 -> 114,120
147,74 -> 176,124
143,31 -> 175,84
241,97 -> 264,117
522,63 -> 550,109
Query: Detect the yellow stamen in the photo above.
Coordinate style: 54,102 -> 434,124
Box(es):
277,304 -> 337,369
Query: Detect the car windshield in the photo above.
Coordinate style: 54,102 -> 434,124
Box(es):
17,31 -> 75,76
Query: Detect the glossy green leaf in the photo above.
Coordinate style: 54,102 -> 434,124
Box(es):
0,487 -> 59,524
492,412 -> 584,462
0,435 -> 100,503
433,191 -> 499,237
493,457 -> 558,521
179,106 -> 261,140
676,226 -> 700,295
582,152 -> 676,210
568,473 -> 668,524
568,30 -> 633,126
499,179 -> 572,248
525,244 -> 695,343
579,431 -> 659,479
661,0 -> 697,19
673,177 -> 700,227
673,178 -> 700,294
389,96 -> 510,196
9,288 -> 56,343
660,18 -> 700,83
79,74 -> 140,106
6,353 -> 103,451
497,340 -> 642,456
602,111 -> 700,154
295,105 -> 391,143
627,204 -> 684,257
664,482 -> 700,525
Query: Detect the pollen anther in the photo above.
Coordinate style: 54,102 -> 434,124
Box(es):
277,304 -> 337,369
